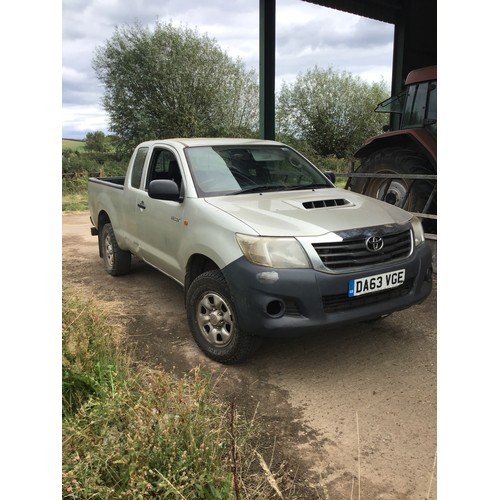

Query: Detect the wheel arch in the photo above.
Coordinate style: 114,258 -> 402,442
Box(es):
184,254 -> 220,295
355,130 -> 436,171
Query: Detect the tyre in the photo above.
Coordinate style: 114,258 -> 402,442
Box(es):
100,222 -> 131,276
350,147 -> 436,233
186,270 -> 262,364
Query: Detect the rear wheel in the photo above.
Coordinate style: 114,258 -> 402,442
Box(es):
100,222 -> 131,276
186,270 -> 262,364
350,147 -> 436,233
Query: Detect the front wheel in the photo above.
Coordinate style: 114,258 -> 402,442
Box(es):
100,222 -> 131,276
186,270 -> 262,364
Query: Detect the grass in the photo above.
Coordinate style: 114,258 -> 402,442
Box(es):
62,176 -> 89,212
63,139 -> 86,152
62,288 -> 236,498
62,287 -> 304,499
62,192 -> 88,212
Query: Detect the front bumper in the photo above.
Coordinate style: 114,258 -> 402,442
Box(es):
222,242 -> 433,337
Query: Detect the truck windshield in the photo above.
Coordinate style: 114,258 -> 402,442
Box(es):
184,145 -> 332,197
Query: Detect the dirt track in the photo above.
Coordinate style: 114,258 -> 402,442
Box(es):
62,211 -> 437,499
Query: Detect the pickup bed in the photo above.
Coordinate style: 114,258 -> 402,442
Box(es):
88,138 -> 433,364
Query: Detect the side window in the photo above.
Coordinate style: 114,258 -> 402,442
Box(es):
402,83 -> 429,128
425,81 -> 437,139
130,147 -> 149,189
427,81 -> 437,122
146,148 -> 182,189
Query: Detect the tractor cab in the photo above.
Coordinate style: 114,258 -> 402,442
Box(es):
374,66 -> 437,140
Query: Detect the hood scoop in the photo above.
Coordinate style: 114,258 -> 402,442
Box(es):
302,198 -> 351,209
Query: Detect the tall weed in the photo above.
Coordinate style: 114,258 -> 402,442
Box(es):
62,289 -> 243,498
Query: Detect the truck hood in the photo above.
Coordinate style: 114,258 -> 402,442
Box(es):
204,188 -> 411,236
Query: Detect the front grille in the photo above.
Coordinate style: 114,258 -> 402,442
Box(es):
322,278 -> 414,313
312,229 -> 412,271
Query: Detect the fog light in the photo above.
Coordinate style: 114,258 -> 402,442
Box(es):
266,300 -> 285,318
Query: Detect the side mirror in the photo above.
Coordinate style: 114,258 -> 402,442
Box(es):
324,171 -> 336,184
148,179 -> 182,202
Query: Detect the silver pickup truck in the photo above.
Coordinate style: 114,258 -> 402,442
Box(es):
88,138 -> 433,364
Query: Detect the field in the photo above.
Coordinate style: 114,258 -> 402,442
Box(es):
62,138 -> 86,151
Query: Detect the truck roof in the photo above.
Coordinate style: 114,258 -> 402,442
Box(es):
141,138 -> 285,148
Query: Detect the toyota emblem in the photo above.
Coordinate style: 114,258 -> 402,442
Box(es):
366,235 -> 384,252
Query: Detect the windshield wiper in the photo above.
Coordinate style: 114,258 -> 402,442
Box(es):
229,183 -> 330,195
230,185 -> 288,195
287,183 -> 331,191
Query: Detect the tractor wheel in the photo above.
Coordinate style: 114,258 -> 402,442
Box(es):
350,147 -> 436,233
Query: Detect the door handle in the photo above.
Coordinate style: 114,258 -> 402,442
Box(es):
137,201 -> 146,209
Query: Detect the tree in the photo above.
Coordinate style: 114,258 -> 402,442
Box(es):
276,67 -> 389,158
92,21 -> 259,152
84,131 -> 110,152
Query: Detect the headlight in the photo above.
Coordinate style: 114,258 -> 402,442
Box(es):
235,234 -> 311,268
410,217 -> 425,247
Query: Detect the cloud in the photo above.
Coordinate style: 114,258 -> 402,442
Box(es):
275,4 -> 393,84
62,104 -> 111,138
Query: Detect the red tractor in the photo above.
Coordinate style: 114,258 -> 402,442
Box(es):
348,65 -> 437,235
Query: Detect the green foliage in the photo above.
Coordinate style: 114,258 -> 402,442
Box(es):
276,67 -> 390,158
85,131 -> 112,152
279,136 -> 357,173
92,21 -> 259,153
62,149 -> 127,176
62,137 -> 128,211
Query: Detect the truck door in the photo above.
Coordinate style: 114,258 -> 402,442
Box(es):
120,146 -> 149,253
135,146 -> 186,283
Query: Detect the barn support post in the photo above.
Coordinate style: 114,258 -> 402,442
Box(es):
259,0 -> 276,140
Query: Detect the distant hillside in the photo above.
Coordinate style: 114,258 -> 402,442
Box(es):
62,138 -> 86,151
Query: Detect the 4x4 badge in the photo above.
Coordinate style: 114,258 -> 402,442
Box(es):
366,235 -> 384,252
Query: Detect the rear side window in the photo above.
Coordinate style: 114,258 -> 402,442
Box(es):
130,147 -> 149,189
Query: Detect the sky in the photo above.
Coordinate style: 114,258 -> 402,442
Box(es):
62,0 -> 394,139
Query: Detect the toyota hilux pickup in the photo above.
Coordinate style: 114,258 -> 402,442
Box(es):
88,138 -> 433,364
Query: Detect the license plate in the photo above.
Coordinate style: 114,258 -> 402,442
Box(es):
348,269 -> 405,297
